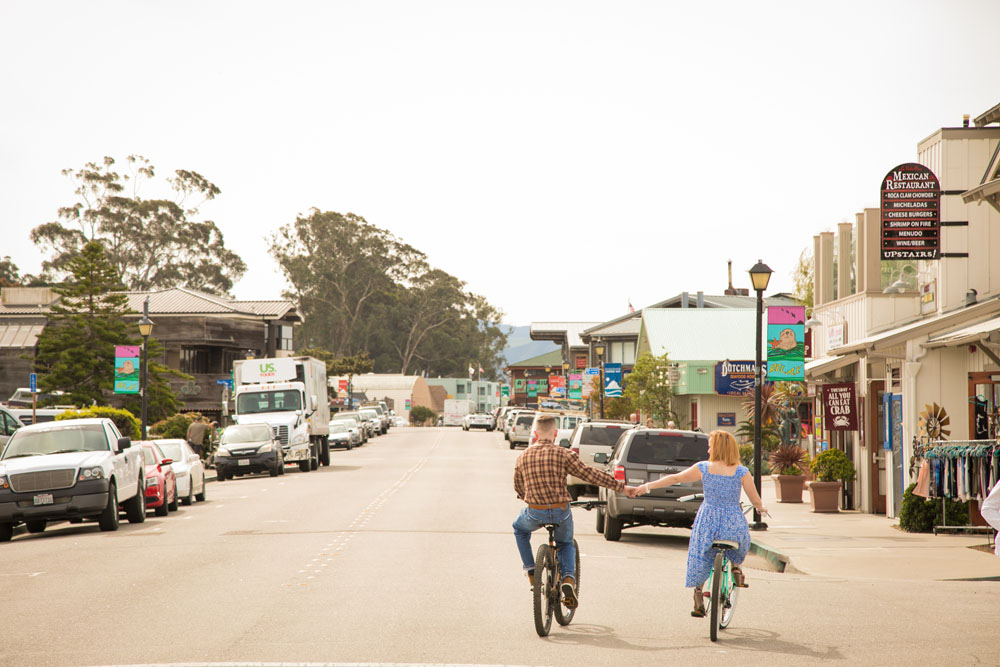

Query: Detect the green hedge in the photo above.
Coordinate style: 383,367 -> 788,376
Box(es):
56,406 -> 141,440
899,482 -> 969,533
149,412 -> 207,440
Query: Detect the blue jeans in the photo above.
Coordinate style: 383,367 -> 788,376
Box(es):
513,506 -> 575,581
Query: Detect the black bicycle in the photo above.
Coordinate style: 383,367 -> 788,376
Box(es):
532,500 -> 604,637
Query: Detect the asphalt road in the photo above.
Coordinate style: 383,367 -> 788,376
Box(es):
3,427 -> 997,667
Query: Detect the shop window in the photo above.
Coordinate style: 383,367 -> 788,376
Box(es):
278,325 -> 294,351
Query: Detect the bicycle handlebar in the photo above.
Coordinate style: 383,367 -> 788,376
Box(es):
569,500 -> 607,511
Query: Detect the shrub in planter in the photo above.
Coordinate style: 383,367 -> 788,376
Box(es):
769,445 -> 807,476
149,412 -> 206,440
408,405 -> 436,426
56,406 -> 141,440
899,482 -> 969,533
809,448 -> 856,483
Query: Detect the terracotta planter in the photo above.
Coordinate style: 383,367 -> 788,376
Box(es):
807,480 -> 842,513
771,474 -> 806,503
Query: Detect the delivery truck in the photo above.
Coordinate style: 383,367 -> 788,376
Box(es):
232,356 -> 330,471
443,398 -> 475,427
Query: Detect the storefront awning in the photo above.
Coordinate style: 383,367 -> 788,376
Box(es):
962,178 -> 1000,215
925,314 -> 1000,348
805,353 -> 860,378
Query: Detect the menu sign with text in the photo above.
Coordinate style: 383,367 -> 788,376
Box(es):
822,382 -> 858,431
880,163 -> 940,260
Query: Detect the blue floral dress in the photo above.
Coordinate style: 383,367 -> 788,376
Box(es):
685,462 -> 751,588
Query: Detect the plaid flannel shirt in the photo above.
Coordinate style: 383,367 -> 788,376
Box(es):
514,443 -> 625,505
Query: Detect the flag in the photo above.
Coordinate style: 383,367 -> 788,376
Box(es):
468,365 -> 475,378
628,299 -> 635,313
479,366 -> 484,373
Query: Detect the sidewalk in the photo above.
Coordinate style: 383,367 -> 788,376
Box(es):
749,480 -> 1000,581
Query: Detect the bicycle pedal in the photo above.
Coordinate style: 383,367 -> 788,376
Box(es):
691,610 -> 705,618
736,582 -> 749,588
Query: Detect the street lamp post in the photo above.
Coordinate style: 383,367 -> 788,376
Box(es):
749,259 -> 773,531
545,365 -> 551,399
137,297 -> 154,441
595,342 -> 606,419
562,361 -> 570,402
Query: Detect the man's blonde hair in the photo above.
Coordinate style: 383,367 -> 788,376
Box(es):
708,430 -> 740,466
534,414 -> 558,433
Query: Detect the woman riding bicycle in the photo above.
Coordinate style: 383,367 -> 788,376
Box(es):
635,430 -> 768,617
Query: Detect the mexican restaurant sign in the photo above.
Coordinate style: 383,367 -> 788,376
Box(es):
822,382 -> 858,431
880,163 -> 940,260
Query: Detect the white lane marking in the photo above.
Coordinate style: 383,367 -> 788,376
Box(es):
87,663 -> 542,667
0,572 -> 44,577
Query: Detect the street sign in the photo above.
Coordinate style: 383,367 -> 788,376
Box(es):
501,386 -> 510,399
216,378 -> 233,388
29,373 -> 36,393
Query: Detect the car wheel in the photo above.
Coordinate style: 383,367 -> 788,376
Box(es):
509,441 -> 515,449
279,458 -> 286,475
181,479 -> 194,506
0,522 -> 13,542
603,512 -> 622,542
168,481 -> 179,511
154,491 -> 169,516
98,482 -> 120,532
299,460 -> 311,473
25,519 -> 46,534
124,478 -> 147,523
269,463 -> 280,477
595,507 -> 606,533
346,440 -> 353,451
195,475 -> 207,502
320,440 -> 331,467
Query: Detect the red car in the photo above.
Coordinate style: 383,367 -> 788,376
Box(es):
140,442 -> 177,517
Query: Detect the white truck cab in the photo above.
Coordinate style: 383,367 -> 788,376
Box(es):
233,357 -> 330,472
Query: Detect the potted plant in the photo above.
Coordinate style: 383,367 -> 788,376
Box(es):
769,444 -> 808,503
807,448 -> 856,513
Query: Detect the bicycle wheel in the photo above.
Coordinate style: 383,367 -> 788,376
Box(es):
709,552 -> 724,642
555,539 -> 581,626
719,562 -> 739,629
533,544 -> 555,637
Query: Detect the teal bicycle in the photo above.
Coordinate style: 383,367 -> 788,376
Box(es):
681,494 -> 758,642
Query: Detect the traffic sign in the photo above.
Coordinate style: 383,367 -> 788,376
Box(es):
29,373 -> 36,393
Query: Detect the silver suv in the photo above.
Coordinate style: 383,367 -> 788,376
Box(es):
565,421 -> 635,500
508,411 -> 535,449
594,428 -> 709,541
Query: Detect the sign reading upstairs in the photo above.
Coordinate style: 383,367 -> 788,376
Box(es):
881,163 -> 940,260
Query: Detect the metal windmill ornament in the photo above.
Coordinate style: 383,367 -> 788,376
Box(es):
918,403 -> 951,439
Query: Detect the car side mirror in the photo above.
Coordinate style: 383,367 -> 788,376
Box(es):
189,454 -> 200,462
593,452 -> 609,464
559,438 -> 571,448
160,458 -> 173,466
117,437 -> 132,452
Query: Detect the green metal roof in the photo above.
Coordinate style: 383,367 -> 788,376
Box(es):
506,349 -> 564,368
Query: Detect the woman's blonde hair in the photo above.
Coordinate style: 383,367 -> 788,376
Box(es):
708,430 -> 740,466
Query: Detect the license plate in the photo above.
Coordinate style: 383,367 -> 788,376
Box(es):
33,493 -> 54,506
238,459 -> 250,466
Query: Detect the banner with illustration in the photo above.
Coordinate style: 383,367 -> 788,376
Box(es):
114,345 -> 141,394
568,374 -> 583,400
604,363 -> 623,397
766,306 -> 805,380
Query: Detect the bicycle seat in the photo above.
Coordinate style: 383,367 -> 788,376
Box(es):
542,523 -> 560,529
712,540 -> 739,550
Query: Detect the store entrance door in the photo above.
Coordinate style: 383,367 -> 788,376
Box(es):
968,372 -> 1000,526
869,380 -> 887,514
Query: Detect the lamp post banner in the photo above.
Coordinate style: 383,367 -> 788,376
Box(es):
114,345 -> 141,394
880,162 -> 940,260
765,306 -> 805,380
822,382 -> 858,431
603,363 -> 623,397
568,374 -> 583,399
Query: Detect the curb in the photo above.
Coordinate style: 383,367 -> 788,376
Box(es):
749,538 -> 800,574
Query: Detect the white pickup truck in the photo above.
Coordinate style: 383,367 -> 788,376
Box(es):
0,417 -> 147,541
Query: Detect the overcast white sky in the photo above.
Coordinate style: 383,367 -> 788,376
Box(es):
2,1 -> 998,325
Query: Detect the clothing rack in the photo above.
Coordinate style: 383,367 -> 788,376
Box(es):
913,439 -> 1000,529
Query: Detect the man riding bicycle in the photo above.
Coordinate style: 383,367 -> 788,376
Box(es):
513,414 -> 638,607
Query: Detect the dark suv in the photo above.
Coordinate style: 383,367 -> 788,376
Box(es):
594,428 -> 709,541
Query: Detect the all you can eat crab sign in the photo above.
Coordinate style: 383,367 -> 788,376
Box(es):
822,382 -> 858,431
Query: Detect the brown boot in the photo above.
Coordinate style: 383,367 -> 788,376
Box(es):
527,570 -> 535,589
732,564 -> 747,588
691,586 -> 706,617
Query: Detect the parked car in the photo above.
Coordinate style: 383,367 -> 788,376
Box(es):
140,442 -> 177,517
10,407 -> 72,426
508,411 -> 536,449
215,423 -> 286,478
392,416 -> 409,428
362,404 -> 389,434
565,421 -> 636,499
463,413 -> 495,431
358,408 -> 382,436
4,388 -> 67,408
153,439 -> 206,505
0,418 -> 146,539
328,421 -> 354,450
595,428 -> 709,540
0,406 -> 20,450
332,413 -> 368,444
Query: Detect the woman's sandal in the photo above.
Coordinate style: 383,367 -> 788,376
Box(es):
732,565 -> 748,588
691,587 -> 706,617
